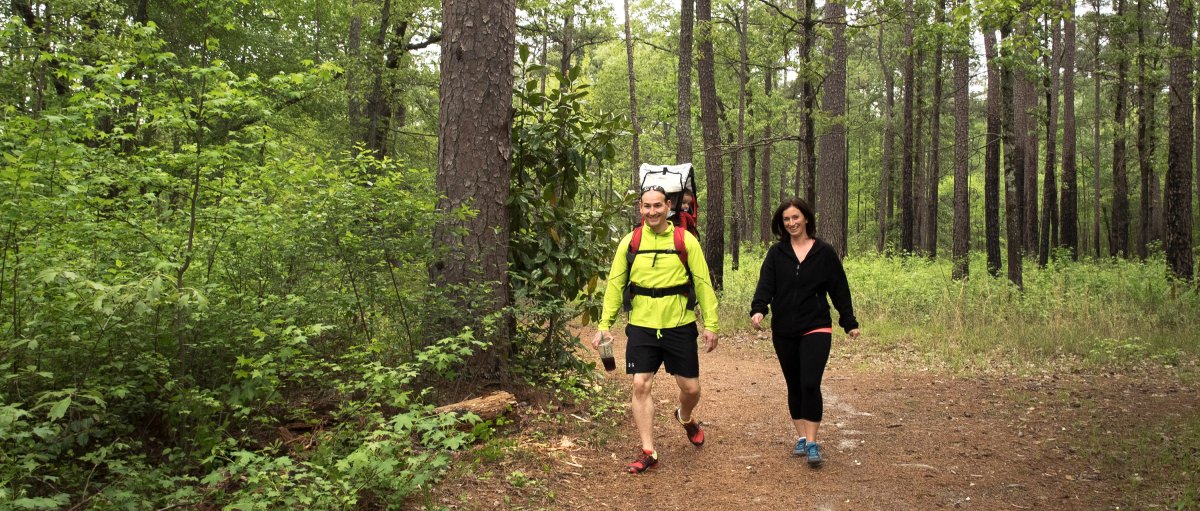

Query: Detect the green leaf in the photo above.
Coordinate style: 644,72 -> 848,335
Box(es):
48,396 -> 72,420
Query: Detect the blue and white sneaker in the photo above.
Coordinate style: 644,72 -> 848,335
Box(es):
806,442 -> 824,468
792,437 -> 807,456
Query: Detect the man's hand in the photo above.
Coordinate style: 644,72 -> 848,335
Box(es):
848,328 -> 861,340
701,330 -> 718,353
592,330 -> 610,350
751,313 -> 765,330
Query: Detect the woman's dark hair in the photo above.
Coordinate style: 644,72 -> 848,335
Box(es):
771,197 -> 816,243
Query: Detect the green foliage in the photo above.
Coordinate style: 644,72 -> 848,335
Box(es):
508,46 -> 628,375
0,2 -> 489,507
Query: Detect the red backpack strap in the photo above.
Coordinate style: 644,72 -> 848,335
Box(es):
630,222 -> 644,252
673,224 -> 687,267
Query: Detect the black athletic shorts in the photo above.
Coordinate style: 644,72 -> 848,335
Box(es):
624,323 -> 700,378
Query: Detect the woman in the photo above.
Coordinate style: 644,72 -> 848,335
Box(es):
750,197 -> 861,468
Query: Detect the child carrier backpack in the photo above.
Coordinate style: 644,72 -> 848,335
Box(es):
638,163 -> 700,238
621,221 -> 697,312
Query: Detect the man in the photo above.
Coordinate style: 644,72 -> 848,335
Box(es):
593,185 -> 719,474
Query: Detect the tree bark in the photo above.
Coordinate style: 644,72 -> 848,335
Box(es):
1135,0 -> 1158,260
818,0 -> 848,257
1001,27 -> 1024,288
624,0 -> 642,196
432,0 -> 516,376
1093,0 -> 1103,257
1165,0 -> 1194,280
697,0 -> 725,290
677,0 -> 695,164
560,9 -> 575,77
797,0 -> 817,205
1021,38 -> 1040,258
433,391 -> 517,421
1040,11 -> 1061,267
1060,0 -> 1079,260
878,23 -> 895,254
926,0 -> 945,258
730,0 -> 751,268
901,0 -> 916,254
347,1 -> 363,146
984,29 -> 1003,277
1111,0 -> 1131,258
761,70 -> 774,243
952,19 -> 970,280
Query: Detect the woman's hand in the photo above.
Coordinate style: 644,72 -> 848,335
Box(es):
751,313 -> 765,330
848,328 -> 861,340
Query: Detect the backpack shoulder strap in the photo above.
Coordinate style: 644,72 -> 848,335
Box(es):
673,225 -> 688,268
630,223 -> 644,253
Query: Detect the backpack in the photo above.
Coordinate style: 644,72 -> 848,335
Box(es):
621,222 -> 697,312
639,163 -> 700,239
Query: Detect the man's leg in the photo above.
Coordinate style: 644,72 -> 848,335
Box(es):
674,375 -> 701,422
631,372 -> 657,451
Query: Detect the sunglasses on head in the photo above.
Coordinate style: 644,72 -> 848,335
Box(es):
642,185 -> 666,193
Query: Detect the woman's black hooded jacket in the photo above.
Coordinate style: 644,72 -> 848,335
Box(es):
750,238 -> 859,336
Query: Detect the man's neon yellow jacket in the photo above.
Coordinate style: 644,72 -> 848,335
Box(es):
597,223 -> 719,334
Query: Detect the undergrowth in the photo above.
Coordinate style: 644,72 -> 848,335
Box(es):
720,247 -> 1200,374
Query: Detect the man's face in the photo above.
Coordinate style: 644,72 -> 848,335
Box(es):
640,190 -> 672,231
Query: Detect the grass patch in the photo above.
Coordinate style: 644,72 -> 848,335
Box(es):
1078,406 -> 1200,509
719,249 -> 1200,374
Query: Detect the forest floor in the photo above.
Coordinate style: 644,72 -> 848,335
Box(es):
413,330 -> 1199,510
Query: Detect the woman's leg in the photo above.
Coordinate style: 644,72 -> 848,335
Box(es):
772,335 -> 806,439
795,332 -> 833,441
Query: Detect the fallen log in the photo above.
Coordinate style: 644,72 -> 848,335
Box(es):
433,390 -> 517,421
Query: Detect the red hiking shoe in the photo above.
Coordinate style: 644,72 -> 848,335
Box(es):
627,449 -> 659,474
675,408 -> 705,447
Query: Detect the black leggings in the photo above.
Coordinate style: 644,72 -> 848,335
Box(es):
772,331 -> 832,422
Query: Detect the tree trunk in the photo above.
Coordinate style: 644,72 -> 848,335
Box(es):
1093,0 -> 1103,258
1009,23 -> 1029,259
901,0 -> 916,254
624,0 -> 642,196
730,0 -> 751,268
1165,0 -> 1194,280
749,127 -> 757,242
1001,27 -> 1024,288
878,23 -> 895,254
1040,11 -> 1061,267
432,0 -> 516,376
984,29 -> 1003,277
1111,0 -> 1131,258
952,20 -> 970,280
560,9 -> 574,77
914,51 -> 926,254
1060,0 -> 1079,260
926,0 -> 945,258
817,0 -> 848,257
1022,44 -> 1040,258
797,0 -> 817,205
697,0 -> 725,290
677,0 -> 695,164
761,70 -> 774,243
347,1 -> 363,146
1135,0 -> 1158,260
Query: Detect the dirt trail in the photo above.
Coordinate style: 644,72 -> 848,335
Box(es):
424,331 -> 1195,510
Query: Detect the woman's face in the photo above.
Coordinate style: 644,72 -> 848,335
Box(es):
782,206 -> 807,238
